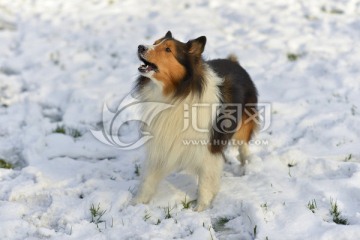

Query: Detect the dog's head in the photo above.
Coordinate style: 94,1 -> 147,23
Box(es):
138,31 -> 206,96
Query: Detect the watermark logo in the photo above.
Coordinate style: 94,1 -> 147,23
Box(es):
91,94 -> 271,150
248,103 -> 272,132
213,104 -> 242,134
90,93 -> 173,150
182,103 -> 271,133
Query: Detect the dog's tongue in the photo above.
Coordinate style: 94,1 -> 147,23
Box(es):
138,64 -> 153,73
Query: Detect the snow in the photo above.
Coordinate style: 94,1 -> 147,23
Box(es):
0,0 -> 360,239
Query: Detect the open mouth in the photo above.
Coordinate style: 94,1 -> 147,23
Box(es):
138,55 -> 158,73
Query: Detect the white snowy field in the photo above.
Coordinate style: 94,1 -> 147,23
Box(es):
0,0 -> 360,239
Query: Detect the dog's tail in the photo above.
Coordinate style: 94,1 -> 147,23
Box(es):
227,54 -> 239,63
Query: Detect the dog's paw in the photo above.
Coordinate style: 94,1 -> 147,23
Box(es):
129,197 -> 139,206
237,165 -> 246,176
130,195 -> 150,206
194,202 -> 209,212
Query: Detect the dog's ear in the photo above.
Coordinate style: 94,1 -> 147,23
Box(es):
187,36 -> 206,56
165,31 -> 172,38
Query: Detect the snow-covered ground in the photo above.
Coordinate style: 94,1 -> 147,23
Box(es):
1,0 -> 360,239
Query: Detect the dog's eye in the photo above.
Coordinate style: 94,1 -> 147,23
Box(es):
165,47 -> 171,52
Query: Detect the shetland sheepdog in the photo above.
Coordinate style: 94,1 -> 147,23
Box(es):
133,31 -> 258,211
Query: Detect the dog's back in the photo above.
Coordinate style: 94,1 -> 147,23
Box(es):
207,58 -> 258,154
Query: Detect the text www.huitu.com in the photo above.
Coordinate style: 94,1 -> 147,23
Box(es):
182,139 -> 269,146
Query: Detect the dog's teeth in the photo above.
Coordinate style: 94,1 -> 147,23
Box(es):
138,62 -> 154,73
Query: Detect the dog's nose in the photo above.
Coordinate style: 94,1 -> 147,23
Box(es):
138,45 -> 147,54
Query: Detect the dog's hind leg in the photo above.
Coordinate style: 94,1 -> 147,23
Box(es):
238,142 -> 250,166
232,109 -> 257,174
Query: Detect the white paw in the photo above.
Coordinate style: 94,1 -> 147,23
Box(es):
194,202 -> 209,212
131,193 -> 151,206
129,197 -> 139,206
237,165 -> 246,176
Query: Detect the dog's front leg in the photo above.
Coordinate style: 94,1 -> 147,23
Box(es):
132,167 -> 166,205
195,153 -> 223,211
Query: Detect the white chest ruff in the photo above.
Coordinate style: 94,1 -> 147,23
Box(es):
140,66 -> 223,172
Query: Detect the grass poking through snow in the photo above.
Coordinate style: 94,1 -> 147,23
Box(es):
321,6 -> 344,14
0,159 -> 13,169
260,203 -> 268,212
53,125 -> 66,134
134,164 -> 140,176
68,128 -> 82,138
90,203 -> 107,231
143,211 -> 151,221
181,195 -> 196,209
287,162 -> 297,177
212,217 -> 231,232
329,198 -> 348,225
53,125 -> 82,138
344,154 -> 352,162
307,199 -> 317,213
163,204 -> 175,219
287,53 -> 302,61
